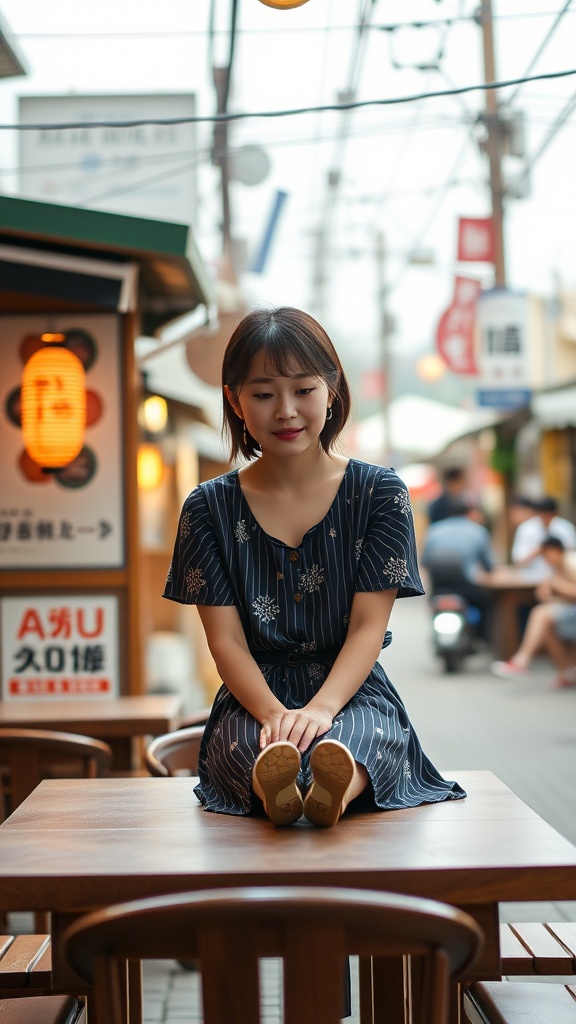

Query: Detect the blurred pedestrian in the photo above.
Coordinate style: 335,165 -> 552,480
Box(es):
422,498 -> 495,640
427,466 -> 468,524
511,494 -> 576,580
491,536 -> 576,687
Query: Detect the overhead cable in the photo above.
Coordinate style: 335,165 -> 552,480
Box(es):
2,67 -> 576,132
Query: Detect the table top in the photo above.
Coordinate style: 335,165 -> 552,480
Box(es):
481,566 -> 541,590
1,771 -> 575,913
0,694 -> 183,738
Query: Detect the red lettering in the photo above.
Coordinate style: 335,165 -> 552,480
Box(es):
76,607 -> 104,638
8,677 -> 112,695
17,609 -> 45,640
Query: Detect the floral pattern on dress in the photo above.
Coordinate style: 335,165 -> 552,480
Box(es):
355,539 -> 363,561
179,511 -> 192,538
299,641 -> 317,653
307,663 -> 326,682
394,489 -> 412,515
382,556 -> 408,586
186,567 -> 207,595
252,595 -> 280,623
234,520 -> 250,542
298,564 -> 325,593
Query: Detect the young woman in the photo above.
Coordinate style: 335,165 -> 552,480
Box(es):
163,306 -> 465,826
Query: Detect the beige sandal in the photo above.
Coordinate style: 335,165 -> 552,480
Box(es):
253,742 -> 303,826
303,739 -> 355,828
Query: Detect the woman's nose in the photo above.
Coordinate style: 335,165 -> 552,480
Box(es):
275,394 -> 297,418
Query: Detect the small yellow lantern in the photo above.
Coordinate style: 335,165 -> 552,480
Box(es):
137,443 -> 164,490
21,334 -> 86,471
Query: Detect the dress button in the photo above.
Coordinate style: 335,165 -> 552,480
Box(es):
289,550 -> 299,562
294,593 -> 303,603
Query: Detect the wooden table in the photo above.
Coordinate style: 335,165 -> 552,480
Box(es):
1,771 -> 576,1023
482,566 -> 540,660
0,695 -> 183,770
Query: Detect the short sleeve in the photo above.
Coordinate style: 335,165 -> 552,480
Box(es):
163,486 -> 236,606
355,470 -> 425,599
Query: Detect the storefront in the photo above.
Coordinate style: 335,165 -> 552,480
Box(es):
0,193 -> 214,702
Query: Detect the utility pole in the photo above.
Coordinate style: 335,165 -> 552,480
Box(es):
375,231 -> 392,467
479,0 -> 506,287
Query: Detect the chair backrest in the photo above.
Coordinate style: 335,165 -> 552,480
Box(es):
143,724 -> 205,777
61,886 -> 483,1024
0,727 -> 113,821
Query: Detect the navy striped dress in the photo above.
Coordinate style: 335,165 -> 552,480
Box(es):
163,459 -> 466,816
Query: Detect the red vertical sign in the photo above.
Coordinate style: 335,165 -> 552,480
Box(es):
435,277 -> 481,375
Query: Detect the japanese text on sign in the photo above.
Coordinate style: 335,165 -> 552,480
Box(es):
1,595 -> 120,700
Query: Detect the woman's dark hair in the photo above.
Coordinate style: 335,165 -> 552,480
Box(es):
222,306 -> 352,461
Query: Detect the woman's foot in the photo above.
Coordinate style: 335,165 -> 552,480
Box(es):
303,739 -> 355,828
550,667 -> 576,689
253,742 -> 303,826
490,660 -> 529,679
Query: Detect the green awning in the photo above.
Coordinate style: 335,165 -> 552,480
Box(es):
0,194 -> 215,334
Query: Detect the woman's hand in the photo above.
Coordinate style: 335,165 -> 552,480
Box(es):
260,707 -> 334,753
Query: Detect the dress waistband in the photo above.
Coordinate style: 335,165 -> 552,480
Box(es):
248,630 -> 392,666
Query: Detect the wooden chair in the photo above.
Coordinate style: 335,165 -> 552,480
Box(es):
464,980 -> 576,1024
143,724 -> 205,777
0,727 -> 112,936
61,885 -> 483,1024
0,994 -> 85,1024
0,727 -> 113,821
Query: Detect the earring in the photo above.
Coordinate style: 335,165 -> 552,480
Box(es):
242,422 -> 248,446
326,406 -> 333,421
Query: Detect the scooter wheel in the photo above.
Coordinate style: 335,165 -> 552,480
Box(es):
443,651 -> 462,673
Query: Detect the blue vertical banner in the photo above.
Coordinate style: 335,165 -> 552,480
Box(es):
250,190 -> 288,274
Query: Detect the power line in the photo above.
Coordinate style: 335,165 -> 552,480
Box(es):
11,9 -> 576,39
2,67 -> 575,132
507,0 -> 574,104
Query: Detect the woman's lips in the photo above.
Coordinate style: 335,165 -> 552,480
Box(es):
274,428 -> 303,440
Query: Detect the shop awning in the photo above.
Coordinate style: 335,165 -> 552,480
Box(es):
531,382 -> 576,429
0,194 -> 215,335
0,13 -> 26,78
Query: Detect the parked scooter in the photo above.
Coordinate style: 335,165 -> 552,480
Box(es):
426,558 -> 484,673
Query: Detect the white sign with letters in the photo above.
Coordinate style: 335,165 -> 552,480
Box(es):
1,594 -> 120,700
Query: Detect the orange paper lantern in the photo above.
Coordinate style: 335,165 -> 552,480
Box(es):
257,0 -> 310,7
21,338 -> 86,470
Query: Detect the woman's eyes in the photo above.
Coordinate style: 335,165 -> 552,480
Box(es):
252,387 -> 315,399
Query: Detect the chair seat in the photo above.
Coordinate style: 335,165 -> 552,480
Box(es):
0,995 -> 84,1024
464,981 -> 576,1024
500,922 -> 576,975
0,934 -> 52,990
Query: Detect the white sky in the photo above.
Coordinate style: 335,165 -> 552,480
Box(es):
1,0 -> 576,394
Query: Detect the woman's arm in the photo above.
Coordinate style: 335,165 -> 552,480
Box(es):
269,589 -> 397,752
196,605 -> 286,725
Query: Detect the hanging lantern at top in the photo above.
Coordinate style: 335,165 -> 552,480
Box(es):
21,333 -> 86,471
257,0 -> 310,8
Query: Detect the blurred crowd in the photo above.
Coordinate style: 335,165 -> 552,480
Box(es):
421,467 -> 576,688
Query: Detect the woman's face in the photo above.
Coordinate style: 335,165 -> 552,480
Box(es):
225,349 -> 331,457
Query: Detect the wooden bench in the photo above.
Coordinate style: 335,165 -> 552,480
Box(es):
0,995 -> 85,1024
0,934 -> 53,993
462,924 -> 576,1024
0,936 -> 85,1024
500,921 -> 576,975
464,981 -> 576,1023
